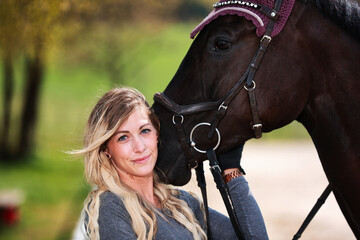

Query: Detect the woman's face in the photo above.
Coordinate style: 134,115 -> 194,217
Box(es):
106,107 -> 158,180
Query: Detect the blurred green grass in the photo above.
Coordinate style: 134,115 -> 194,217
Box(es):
0,23 -> 309,240
0,23 -> 197,240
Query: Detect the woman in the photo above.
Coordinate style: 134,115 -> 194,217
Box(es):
72,87 -> 268,240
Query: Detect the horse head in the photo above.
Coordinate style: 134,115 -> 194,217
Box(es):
153,3 -> 309,185
152,0 -> 309,186
153,0 -> 358,187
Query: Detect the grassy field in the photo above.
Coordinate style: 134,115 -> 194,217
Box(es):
0,23 -> 309,239
0,23 -> 200,240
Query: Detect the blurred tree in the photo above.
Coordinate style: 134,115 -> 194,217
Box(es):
0,0 -> 64,160
175,0 -> 211,21
58,0 -> 185,85
0,1 -> 22,159
0,0 -> 209,161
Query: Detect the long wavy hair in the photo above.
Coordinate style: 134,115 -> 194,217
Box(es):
70,87 -> 206,240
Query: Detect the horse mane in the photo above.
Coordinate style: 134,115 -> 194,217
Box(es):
302,0 -> 360,39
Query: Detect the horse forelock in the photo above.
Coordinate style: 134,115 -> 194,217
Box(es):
190,0 -> 296,39
303,0 -> 360,39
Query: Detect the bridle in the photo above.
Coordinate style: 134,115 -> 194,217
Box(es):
154,1 -> 332,239
153,0 -> 283,168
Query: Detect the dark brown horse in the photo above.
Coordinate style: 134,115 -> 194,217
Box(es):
152,0 -> 360,237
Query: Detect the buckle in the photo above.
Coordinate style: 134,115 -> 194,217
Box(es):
210,164 -> 222,173
252,123 -> 263,129
172,115 -> 184,125
261,35 -> 272,43
244,80 -> 256,91
218,101 -> 228,111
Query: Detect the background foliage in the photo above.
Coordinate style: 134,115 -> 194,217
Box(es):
0,0 -> 308,239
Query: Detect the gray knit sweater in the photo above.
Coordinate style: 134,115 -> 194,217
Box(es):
97,176 -> 268,240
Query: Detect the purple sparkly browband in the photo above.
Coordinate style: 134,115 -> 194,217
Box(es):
190,0 -> 295,38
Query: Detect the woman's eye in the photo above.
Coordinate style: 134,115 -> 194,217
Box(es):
215,39 -> 231,50
118,135 -> 128,141
141,129 -> 151,134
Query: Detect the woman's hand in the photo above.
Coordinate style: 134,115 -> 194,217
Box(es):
218,145 -> 245,174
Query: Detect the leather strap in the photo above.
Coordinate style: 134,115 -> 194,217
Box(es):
292,184 -> 332,240
173,120 -> 198,168
154,92 -> 223,116
247,86 -> 262,138
207,149 -> 245,240
207,68 -> 250,139
195,163 -> 213,240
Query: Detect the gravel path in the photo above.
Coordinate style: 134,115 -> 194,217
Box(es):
179,140 -> 355,240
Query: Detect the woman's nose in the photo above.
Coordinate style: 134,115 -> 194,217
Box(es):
132,136 -> 146,152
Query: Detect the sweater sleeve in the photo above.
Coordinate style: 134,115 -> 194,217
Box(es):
98,191 -> 137,240
209,176 -> 269,240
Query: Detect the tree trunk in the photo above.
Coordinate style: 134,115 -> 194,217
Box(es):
0,57 -> 14,160
17,52 -> 44,158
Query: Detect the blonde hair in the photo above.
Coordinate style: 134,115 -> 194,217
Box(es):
71,87 -> 206,240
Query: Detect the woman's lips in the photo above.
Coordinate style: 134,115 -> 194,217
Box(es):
132,154 -> 150,164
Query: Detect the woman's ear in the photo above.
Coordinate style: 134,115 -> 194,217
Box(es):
103,150 -> 111,159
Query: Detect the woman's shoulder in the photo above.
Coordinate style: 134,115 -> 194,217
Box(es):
97,192 -> 135,238
100,191 -> 121,202
99,191 -> 126,211
98,191 -> 131,220
176,189 -> 202,209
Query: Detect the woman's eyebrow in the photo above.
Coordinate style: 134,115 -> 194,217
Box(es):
113,130 -> 129,136
113,123 -> 151,136
139,123 -> 151,129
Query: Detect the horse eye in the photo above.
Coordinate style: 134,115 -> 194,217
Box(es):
215,39 -> 231,50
